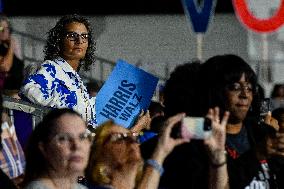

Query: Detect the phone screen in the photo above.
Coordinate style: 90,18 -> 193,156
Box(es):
181,117 -> 212,140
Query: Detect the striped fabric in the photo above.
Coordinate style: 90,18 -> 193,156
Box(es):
0,121 -> 25,179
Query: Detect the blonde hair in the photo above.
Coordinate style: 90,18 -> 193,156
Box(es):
85,120 -> 144,186
86,120 -> 114,185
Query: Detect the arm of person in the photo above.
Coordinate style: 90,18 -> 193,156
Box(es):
11,37 -> 22,60
264,111 -> 279,131
263,112 -> 284,158
204,107 -> 230,189
130,110 -> 151,133
0,38 -> 14,72
266,132 -> 284,158
137,113 -> 189,189
20,62 -> 60,107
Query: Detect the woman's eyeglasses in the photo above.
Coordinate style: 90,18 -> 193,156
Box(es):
65,32 -> 89,43
53,131 -> 94,146
226,83 -> 254,94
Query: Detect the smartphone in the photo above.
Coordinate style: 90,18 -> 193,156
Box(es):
180,117 -> 212,140
259,98 -> 272,122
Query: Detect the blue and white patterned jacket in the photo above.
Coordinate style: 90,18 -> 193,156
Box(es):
19,57 -> 97,127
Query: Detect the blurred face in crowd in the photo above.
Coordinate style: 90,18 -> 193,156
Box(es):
225,73 -> 253,123
277,86 -> 284,98
61,22 -> 89,62
0,20 -> 10,41
102,124 -> 142,167
40,113 -> 92,175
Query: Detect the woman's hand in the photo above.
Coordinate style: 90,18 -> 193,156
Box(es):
152,113 -> 190,164
266,132 -> 284,158
264,111 -> 279,131
263,112 -> 284,158
130,110 -> 151,133
204,107 -> 230,165
137,113 -> 190,189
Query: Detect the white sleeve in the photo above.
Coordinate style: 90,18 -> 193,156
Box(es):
20,62 -> 59,107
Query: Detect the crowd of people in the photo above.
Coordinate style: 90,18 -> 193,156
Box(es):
0,13 -> 284,189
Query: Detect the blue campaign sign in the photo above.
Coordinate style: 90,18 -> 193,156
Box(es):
95,59 -> 159,129
182,0 -> 216,33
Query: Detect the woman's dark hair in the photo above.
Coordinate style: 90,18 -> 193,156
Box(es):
199,54 -> 258,116
272,107 -> 284,122
163,61 -> 202,117
22,108 -> 82,186
148,101 -> 164,118
44,14 -> 96,71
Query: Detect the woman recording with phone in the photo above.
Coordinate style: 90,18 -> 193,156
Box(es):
199,54 -> 283,189
85,107 -> 229,189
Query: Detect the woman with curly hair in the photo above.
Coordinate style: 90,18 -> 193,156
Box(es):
19,14 -> 98,127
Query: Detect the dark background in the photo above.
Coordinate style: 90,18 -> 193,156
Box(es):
3,0 -> 234,16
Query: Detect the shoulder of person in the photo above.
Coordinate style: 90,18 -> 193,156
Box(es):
36,60 -> 64,75
76,183 -> 91,189
23,180 -> 48,189
42,59 -> 60,68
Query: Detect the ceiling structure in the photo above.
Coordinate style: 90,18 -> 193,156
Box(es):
3,0 -> 234,16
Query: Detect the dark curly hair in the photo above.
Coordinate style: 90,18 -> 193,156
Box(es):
163,61 -> 202,118
44,14 -> 96,71
199,54 -> 259,117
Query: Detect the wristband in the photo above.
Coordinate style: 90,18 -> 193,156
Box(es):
146,159 -> 164,175
210,160 -> 227,168
209,150 -> 227,168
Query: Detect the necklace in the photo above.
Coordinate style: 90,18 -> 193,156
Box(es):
56,58 -> 93,124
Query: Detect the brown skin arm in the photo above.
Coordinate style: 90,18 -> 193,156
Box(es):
205,107 -> 230,189
0,38 -> 14,72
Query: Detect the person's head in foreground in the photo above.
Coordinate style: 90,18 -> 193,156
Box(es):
22,108 -> 93,188
86,120 -> 142,188
86,113 -> 192,189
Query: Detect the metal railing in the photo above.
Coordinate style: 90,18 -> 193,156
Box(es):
2,95 -> 51,129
